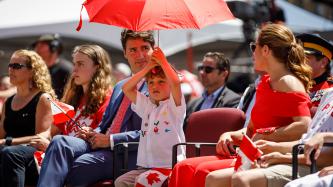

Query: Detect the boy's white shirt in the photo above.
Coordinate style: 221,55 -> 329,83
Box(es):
132,91 -> 186,168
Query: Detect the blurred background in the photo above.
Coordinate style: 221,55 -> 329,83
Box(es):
0,0 -> 332,93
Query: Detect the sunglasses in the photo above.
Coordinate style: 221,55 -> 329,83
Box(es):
249,42 -> 256,52
8,63 -> 31,70
197,65 -> 219,74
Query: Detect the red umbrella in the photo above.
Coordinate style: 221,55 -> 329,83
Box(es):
77,0 -> 234,31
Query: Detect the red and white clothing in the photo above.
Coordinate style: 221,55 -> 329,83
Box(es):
55,93 -> 111,136
115,91 -> 186,187
169,75 -> 311,187
301,88 -> 333,142
34,91 -> 111,172
132,91 -> 186,168
309,74 -> 333,107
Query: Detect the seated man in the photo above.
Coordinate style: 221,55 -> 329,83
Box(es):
37,29 -> 155,187
185,52 -> 240,129
297,33 -> 333,107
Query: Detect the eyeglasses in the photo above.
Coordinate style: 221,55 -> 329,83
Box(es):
197,65 -> 219,74
249,42 -> 256,52
8,63 -> 31,70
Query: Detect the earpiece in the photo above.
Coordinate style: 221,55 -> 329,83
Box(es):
49,34 -> 63,53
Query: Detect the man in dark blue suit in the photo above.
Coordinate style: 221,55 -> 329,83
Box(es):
37,30 -> 155,187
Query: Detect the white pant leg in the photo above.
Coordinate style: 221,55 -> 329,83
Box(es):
285,172 -> 333,187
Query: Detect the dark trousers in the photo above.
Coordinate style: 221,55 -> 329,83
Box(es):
0,145 -> 38,187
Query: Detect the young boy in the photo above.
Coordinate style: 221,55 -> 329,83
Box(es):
116,47 -> 186,187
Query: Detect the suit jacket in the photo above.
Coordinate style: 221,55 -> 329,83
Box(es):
97,78 -> 147,145
184,86 -> 240,129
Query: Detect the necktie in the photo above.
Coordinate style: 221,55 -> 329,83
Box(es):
109,95 -> 131,134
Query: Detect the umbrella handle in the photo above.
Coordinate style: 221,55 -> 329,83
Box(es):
157,30 -> 160,47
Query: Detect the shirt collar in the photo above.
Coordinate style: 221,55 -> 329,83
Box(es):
202,85 -> 225,99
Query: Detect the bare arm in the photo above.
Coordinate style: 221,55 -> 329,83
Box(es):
11,93 -> 53,145
255,140 -> 298,154
252,116 -> 310,142
122,61 -> 158,104
151,47 -> 182,106
0,102 -> 6,145
0,101 -> 6,139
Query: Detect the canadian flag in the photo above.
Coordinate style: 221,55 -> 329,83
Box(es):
34,151 -> 45,174
135,168 -> 171,187
48,98 -> 75,125
234,134 -> 262,172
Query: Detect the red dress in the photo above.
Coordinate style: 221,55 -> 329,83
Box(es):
169,75 -> 311,187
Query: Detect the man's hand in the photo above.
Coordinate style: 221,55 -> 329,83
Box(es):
89,133 -> 110,149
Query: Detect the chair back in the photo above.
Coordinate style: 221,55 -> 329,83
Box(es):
185,108 -> 245,157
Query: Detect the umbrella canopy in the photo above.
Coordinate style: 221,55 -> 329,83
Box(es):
77,0 -> 234,31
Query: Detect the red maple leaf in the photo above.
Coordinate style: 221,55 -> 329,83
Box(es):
146,172 -> 161,185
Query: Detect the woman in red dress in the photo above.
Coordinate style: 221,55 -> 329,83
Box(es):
169,24 -> 313,187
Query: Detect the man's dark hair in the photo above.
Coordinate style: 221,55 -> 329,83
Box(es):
120,30 -> 155,50
204,52 -> 231,81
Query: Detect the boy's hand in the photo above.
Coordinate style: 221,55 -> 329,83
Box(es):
151,47 -> 167,65
145,61 -> 159,71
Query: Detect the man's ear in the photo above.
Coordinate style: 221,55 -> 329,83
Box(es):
123,50 -> 128,60
321,57 -> 330,68
220,70 -> 229,80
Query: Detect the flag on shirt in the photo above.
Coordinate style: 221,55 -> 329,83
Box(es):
135,168 -> 172,187
234,134 -> 262,172
49,99 -> 75,125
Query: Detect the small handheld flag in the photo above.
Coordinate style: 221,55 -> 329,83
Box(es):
34,151 -> 44,174
234,134 -> 263,172
47,98 -> 81,129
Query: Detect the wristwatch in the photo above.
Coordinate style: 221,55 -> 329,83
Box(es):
5,137 -> 13,146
